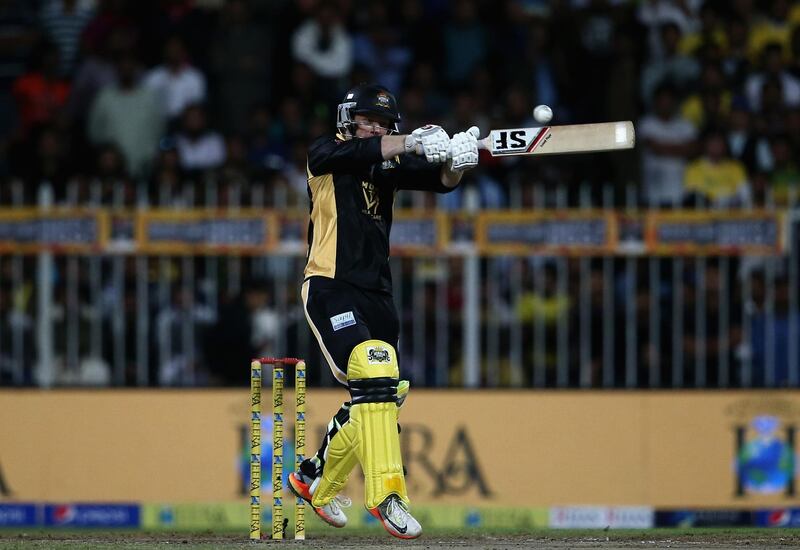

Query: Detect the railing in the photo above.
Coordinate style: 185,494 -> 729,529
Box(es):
0,179 -> 798,389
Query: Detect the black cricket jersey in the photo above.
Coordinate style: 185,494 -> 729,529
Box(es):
304,133 -> 455,293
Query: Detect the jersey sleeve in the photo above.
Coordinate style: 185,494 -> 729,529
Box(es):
391,155 -> 457,193
307,135 -> 384,176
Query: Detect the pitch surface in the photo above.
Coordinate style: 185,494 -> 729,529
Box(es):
2,529 -> 800,549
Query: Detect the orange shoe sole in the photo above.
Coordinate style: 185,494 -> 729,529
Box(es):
367,506 -> 420,539
288,472 -> 344,528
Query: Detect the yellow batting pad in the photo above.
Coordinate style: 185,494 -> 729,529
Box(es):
351,401 -> 408,507
346,340 -> 408,508
309,379 -> 410,506
311,420 -> 359,507
345,340 -> 399,381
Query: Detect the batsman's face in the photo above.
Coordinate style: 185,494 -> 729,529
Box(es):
353,114 -> 392,138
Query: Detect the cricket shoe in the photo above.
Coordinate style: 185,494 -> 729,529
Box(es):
288,471 -> 350,528
368,495 -> 422,539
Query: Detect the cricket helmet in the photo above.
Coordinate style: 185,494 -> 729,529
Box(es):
337,83 -> 401,136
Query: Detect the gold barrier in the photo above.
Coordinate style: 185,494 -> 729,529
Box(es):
0,208 -> 788,256
1,390 -> 798,508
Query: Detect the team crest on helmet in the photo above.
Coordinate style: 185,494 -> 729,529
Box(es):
376,92 -> 391,108
367,346 -> 391,364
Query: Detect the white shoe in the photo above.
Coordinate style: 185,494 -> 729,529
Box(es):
368,495 -> 422,539
288,471 -> 350,528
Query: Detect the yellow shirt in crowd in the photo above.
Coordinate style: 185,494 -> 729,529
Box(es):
748,7 -> 800,61
684,158 -> 748,202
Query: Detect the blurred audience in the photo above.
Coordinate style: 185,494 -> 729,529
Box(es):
88,53 -> 163,179
38,0 -> 94,76
638,83 -> 698,206
683,129 -> 751,207
144,34 -> 206,124
0,0 -> 798,389
173,102 -> 225,173
11,40 -> 69,137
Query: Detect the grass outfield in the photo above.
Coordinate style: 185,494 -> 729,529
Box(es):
1,528 -> 800,549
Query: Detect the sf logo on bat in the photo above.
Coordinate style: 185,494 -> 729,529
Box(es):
491,128 -> 551,155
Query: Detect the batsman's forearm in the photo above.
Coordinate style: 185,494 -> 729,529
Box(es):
440,165 -> 464,188
381,135 -> 410,159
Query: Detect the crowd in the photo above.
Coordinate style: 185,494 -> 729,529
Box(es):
1,0 -> 798,208
1,0 -> 799,388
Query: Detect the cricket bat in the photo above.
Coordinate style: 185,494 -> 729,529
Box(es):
476,121 -> 635,156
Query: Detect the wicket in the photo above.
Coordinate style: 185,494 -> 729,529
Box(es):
250,357 -> 306,541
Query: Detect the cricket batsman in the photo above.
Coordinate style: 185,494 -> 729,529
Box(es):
287,83 -> 479,539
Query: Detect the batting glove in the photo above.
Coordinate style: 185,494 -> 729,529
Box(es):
404,125 -> 451,164
448,126 -> 480,172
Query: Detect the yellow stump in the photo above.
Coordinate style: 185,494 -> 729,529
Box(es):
249,360 -> 262,541
294,361 -> 306,540
272,363 -> 284,540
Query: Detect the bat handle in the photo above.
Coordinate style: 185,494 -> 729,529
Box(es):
467,126 -> 487,150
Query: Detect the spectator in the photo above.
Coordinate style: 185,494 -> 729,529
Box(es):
443,0 -> 486,86
683,129 -> 751,207
11,40 -> 70,137
725,97 -> 761,174
638,83 -> 698,206
245,103 -> 287,175
79,0 -> 139,59
677,2 -> 725,57
352,3 -> 412,94
637,0 -> 701,60
680,261 -> 739,387
0,278 -> 34,386
786,107 -> 800,157
174,103 -> 225,172
750,275 -> 799,387
558,0 -> 633,121
273,96 -> 307,147
150,138 -> 185,206
397,85 -> 426,132
0,0 -> 40,143
143,35 -> 206,123
641,21 -> 701,105
406,62 -> 448,120
747,0 -> 794,62
756,74 -> 794,142
136,0 -> 214,69
680,62 -> 731,131
88,53 -> 164,179
209,0 -> 269,134
205,279 -> 274,387
155,284 -> 215,386
398,0 -> 442,65
64,27 -> 134,125
720,15 -> 752,90
790,25 -> 800,80
89,142 -> 128,204
286,62 -> 328,119
32,125 -> 75,197
291,0 -> 352,91
38,0 -> 94,76
515,262 -> 570,386
766,134 -> 800,206
219,133 -> 250,185
744,41 -> 800,112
